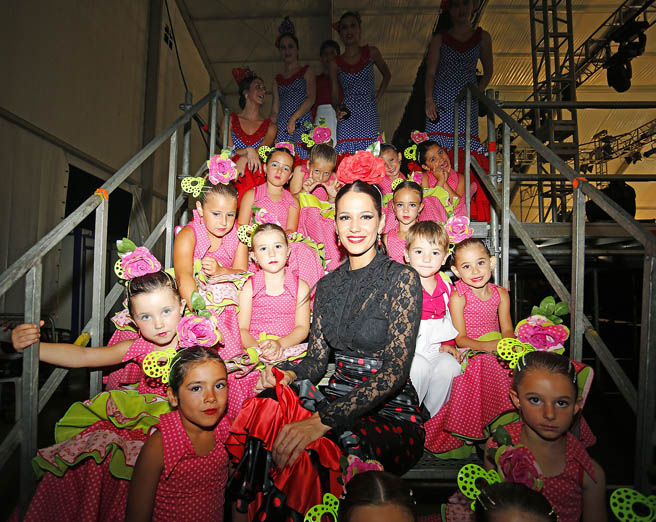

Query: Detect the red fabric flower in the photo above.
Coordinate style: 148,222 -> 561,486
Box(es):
336,150 -> 386,185
497,445 -> 543,491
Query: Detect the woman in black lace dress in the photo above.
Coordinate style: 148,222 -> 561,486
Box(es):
227,177 -> 425,520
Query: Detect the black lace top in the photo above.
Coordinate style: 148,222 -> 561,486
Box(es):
289,252 -> 422,428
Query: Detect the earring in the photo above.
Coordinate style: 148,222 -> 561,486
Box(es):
337,238 -> 341,247
377,233 -> 382,246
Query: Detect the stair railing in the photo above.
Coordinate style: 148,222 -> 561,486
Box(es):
0,89 -> 229,516
455,82 -> 656,491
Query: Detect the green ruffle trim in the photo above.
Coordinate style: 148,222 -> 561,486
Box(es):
32,391 -> 172,480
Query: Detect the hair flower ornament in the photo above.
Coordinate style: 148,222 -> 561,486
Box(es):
456,463 -> 502,511
141,346 -> 178,384
304,493 -> 340,522
494,444 -> 544,493
275,16 -> 295,47
178,293 -> 222,348
609,488 -> 656,522
410,130 -> 429,144
114,238 -> 162,281
237,208 -> 281,247
404,143 -> 418,161
445,215 -> 474,244
514,296 -> 570,353
207,149 -> 238,185
301,118 -> 332,148
336,150 -> 386,185
232,67 -> 256,85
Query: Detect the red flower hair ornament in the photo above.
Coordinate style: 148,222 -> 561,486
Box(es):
232,67 -> 256,86
336,150 -> 386,186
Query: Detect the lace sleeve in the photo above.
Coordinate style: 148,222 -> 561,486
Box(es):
317,267 -> 422,428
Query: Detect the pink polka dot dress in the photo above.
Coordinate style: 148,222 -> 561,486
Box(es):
424,280 -> 514,454
230,269 -> 306,415
252,184 -> 325,292
152,410 -> 231,522
421,169 -> 476,224
187,209 -> 240,267
296,166 -> 344,271
488,422 -> 599,522
386,228 -> 406,264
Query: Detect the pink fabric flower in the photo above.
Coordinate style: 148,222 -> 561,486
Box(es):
207,155 -> 238,184
312,126 -> 332,144
336,151 -> 386,185
275,142 -> 295,155
516,316 -> 569,351
497,445 -> 543,491
446,216 -> 474,243
411,131 -> 429,144
411,171 -> 423,184
111,309 -> 134,330
120,247 -> 161,279
344,455 -> 384,485
177,315 -> 220,347
254,208 -> 279,226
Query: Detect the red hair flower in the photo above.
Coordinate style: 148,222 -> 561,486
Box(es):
336,150 -> 386,185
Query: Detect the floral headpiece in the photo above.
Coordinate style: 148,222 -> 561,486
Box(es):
365,132 -> 385,157
258,142 -> 295,162
514,297 -> 570,353
114,238 -> 162,283
336,150 -> 386,186
180,149 -> 238,198
232,67 -> 256,86
275,16 -> 295,47
390,175 -> 423,192
410,130 -> 429,144
301,118 -> 332,148
237,208 -> 280,247
332,10 -> 361,31
305,493 -> 340,521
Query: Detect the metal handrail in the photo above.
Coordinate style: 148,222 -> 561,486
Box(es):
456,83 -> 655,491
0,88 -> 228,516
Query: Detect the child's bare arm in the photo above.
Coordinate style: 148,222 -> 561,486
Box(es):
498,288 -> 514,338
12,321 -> 132,367
126,431 -> 164,522
286,204 -> 299,234
238,279 -> 258,348
173,227 -> 199,306
280,279 -> 311,348
582,459 -> 607,522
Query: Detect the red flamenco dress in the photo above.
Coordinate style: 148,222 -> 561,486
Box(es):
231,112 -> 271,202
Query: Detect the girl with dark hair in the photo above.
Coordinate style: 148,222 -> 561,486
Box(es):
9,248 -> 222,521
383,180 -> 424,264
474,482 -> 557,522
271,17 -> 316,159
330,11 -> 391,154
226,153 -> 425,520
225,68 -> 277,201
340,471 -> 417,522
127,347 -> 230,521
482,352 -> 607,522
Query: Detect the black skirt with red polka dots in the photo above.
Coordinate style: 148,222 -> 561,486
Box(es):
322,354 -> 426,474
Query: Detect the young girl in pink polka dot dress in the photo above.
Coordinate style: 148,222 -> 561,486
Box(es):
484,352 -> 607,522
424,238 -> 515,456
292,143 -> 344,270
237,148 -> 325,293
236,223 -> 311,413
127,347 -> 232,522
383,180 -> 423,264
9,257 -> 192,522
173,179 -> 248,420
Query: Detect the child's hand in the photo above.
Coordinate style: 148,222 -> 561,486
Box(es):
302,177 -> 320,194
201,257 -> 221,276
324,176 -> 341,202
11,320 -> 45,351
259,339 -> 283,361
440,344 -> 462,362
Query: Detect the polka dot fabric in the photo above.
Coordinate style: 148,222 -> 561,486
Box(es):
153,410 -> 231,522
275,65 -> 312,159
187,209 -> 240,267
335,46 -> 379,154
425,29 -> 486,155
386,228 -> 406,264
454,280 -> 501,340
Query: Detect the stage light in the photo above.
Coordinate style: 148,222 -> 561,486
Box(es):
607,55 -> 632,93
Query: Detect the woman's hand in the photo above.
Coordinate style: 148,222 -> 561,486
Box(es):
272,413 -> 330,469
254,364 -> 296,393
11,321 -> 44,351
425,98 -> 438,121
246,147 -> 262,173
286,115 -> 298,136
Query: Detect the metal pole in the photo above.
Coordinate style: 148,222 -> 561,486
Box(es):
486,89 -> 499,284
165,130 -> 179,268
209,92 -> 218,159
19,260 -> 42,517
570,184 -> 586,362
465,88 -> 471,217
501,123 -> 511,289
635,255 -> 656,491
453,101 -> 459,173
222,108 -> 230,150
89,198 -> 108,397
